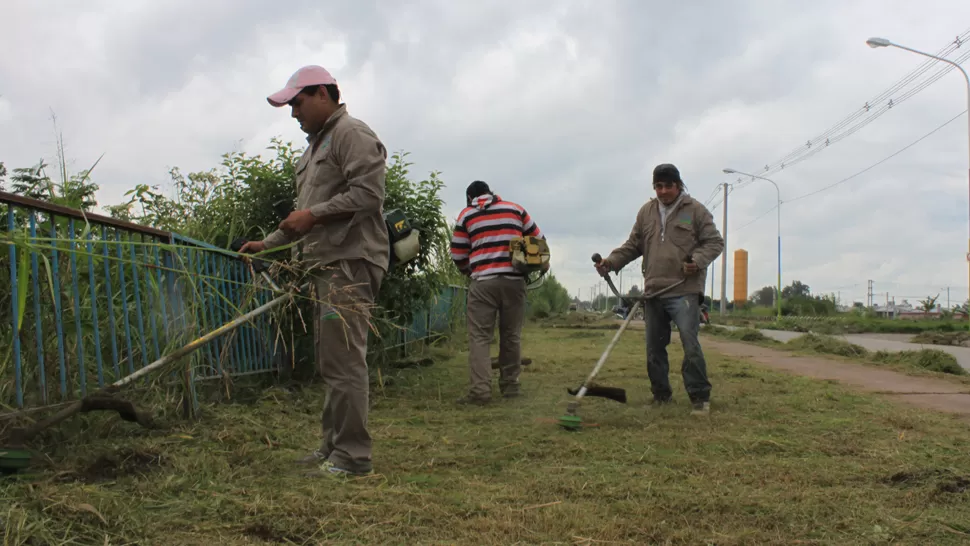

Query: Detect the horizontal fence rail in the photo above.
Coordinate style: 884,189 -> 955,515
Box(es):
1,192 -> 465,414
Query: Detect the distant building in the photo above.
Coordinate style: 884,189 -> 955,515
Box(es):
871,299 -> 968,320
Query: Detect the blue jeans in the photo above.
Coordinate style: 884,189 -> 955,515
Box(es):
644,294 -> 712,403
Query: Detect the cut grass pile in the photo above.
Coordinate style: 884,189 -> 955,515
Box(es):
705,325 -> 968,377
912,331 -> 970,347
3,325 -> 970,544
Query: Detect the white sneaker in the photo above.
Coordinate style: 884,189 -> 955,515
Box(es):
691,401 -> 711,415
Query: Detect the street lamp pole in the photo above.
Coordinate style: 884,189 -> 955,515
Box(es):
866,36 -> 970,330
723,168 -> 783,320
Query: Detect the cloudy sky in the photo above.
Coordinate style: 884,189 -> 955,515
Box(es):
4,0 -> 970,308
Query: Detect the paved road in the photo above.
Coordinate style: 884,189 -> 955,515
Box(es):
717,325 -> 970,372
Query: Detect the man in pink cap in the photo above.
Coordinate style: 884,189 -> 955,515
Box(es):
240,65 -> 390,476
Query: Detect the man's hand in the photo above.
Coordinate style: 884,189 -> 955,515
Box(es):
238,240 -> 266,254
595,258 -> 612,277
683,261 -> 699,275
278,209 -> 318,237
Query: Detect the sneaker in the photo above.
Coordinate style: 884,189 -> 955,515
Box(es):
307,460 -> 373,477
456,395 -> 490,406
295,449 -> 328,466
691,401 -> 711,415
649,396 -> 673,407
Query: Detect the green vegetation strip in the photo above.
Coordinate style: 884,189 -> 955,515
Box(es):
705,325 -> 967,377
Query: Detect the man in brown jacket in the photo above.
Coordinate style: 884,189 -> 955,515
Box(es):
595,164 -> 724,414
239,65 -> 389,475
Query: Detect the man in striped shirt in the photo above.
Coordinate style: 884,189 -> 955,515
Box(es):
450,181 -> 545,405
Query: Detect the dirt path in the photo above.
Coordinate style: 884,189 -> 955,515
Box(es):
703,337 -> 970,421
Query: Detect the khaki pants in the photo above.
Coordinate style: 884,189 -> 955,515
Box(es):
466,276 -> 527,399
312,259 -> 384,474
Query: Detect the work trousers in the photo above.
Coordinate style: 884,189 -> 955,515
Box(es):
644,294 -> 712,403
312,259 -> 384,473
466,276 -> 527,400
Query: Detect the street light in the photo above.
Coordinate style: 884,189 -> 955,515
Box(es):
723,168 -> 783,320
867,36 -> 970,330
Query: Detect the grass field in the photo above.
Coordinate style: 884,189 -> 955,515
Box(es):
3,324 -> 970,544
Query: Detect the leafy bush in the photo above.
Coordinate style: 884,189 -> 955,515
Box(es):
105,139 -> 454,368
527,273 -> 571,319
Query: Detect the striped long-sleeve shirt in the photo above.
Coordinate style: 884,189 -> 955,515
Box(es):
450,193 -> 544,280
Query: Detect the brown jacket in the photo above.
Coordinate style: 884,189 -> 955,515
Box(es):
605,194 -> 723,298
263,105 -> 391,272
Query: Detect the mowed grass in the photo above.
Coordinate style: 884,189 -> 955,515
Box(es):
4,325 -> 970,545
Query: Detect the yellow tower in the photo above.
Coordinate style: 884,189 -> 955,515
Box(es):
733,249 -> 749,304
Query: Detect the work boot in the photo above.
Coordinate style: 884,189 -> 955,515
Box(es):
691,401 -> 711,415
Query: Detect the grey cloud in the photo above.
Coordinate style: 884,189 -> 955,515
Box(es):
4,0 -> 970,304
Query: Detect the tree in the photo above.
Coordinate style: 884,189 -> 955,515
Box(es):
920,294 -> 940,315
527,274 -> 571,318
781,280 -> 810,299
627,285 -> 642,298
750,286 -> 774,306
0,161 -> 7,191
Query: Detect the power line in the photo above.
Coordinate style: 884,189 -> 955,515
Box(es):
733,108 -> 968,233
732,30 -> 970,186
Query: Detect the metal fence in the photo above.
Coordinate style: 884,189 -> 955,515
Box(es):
1,192 -> 465,414
0,192 -> 282,413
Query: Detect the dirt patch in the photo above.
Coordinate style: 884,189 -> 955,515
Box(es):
703,337 -> 970,421
73,448 -> 164,483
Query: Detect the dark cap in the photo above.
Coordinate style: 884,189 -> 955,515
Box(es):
466,180 -> 491,201
653,163 -> 682,184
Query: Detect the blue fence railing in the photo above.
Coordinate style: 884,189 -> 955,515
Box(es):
1,191 -> 465,414
0,192 -> 282,412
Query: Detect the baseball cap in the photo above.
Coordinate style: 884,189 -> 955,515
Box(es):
267,65 -> 338,107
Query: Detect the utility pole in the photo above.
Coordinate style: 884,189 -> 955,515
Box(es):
867,280 -> 874,308
719,182 -> 729,315
709,258 -> 716,306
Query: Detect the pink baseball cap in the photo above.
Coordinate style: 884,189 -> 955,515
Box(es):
267,65 -> 338,107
